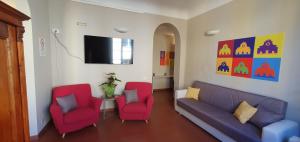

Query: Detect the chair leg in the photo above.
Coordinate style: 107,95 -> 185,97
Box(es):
62,133 -> 66,138
122,120 -> 125,124
145,120 -> 149,124
93,123 -> 97,127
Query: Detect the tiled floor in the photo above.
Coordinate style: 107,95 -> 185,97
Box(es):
32,90 -> 219,142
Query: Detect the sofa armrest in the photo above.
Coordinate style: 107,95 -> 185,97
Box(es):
50,104 -> 64,129
175,89 -> 187,99
115,95 -> 126,111
262,120 -> 299,142
90,97 -> 102,113
146,95 -> 154,113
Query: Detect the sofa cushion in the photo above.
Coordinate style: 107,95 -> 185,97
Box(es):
177,98 -> 261,142
250,105 -> 284,128
234,101 -> 258,124
123,102 -> 147,113
64,107 -> 97,124
185,87 -> 200,100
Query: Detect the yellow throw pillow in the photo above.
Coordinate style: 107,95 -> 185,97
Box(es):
234,101 -> 258,124
185,87 -> 200,100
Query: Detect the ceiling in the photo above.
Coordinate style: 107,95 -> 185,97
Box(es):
72,0 -> 232,19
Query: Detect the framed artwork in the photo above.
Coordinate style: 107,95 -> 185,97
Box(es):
216,33 -> 284,82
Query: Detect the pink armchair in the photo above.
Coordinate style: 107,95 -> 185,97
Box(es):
115,82 -> 154,123
50,84 -> 102,138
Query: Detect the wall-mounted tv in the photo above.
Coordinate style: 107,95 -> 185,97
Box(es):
84,35 -> 134,64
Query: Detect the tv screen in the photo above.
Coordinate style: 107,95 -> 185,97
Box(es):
84,35 -> 133,64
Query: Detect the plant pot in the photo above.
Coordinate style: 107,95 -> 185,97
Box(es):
102,84 -> 116,98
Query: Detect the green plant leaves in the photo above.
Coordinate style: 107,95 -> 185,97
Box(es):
100,72 -> 121,98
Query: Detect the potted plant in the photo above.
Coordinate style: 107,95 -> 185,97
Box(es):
100,72 -> 121,98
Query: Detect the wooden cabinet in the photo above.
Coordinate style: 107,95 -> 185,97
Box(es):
0,1 -> 30,142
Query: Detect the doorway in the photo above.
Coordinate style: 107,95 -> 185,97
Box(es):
152,23 -> 179,91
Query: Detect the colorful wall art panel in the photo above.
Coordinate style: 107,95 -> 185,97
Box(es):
165,52 -> 170,65
233,37 -> 255,58
216,58 -> 233,76
252,58 -> 281,81
232,58 -> 253,78
216,33 -> 284,82
217,40 -> 234,58
160,51 -> 175,66
254,33 -> 284,58
160,51 -> 165,65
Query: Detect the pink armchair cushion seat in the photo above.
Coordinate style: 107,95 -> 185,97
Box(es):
116,82 -> 154,121
50,84 -> 102,134
64,107 -> 97,124
123,102 -> 147,113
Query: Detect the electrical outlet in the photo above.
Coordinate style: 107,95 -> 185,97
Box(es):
52,28 -> 60,34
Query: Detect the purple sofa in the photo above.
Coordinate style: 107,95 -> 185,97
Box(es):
175,81 -> 289,142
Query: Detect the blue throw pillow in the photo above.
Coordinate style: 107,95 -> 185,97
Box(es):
124,90 -> 138,104
250,105 -> 283,128
56,94 -> 77,113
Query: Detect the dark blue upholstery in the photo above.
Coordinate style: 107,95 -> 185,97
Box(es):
177,81 -> 288,142
192,81 -> 287,115
178,98 -> 261,142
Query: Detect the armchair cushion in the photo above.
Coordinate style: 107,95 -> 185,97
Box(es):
125,90 -> 138,104
56,94 -> 77,113
64,107 -> 97,124
123,102 -> 147,113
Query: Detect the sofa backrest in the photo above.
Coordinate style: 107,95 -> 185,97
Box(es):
192,81 -> 287,117
52,84 -> 92,108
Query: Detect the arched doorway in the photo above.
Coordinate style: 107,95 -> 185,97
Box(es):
152,23 -> 181,91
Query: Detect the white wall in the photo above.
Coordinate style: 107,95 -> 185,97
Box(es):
27,0 -> 53,133
153,27 -> 175,89
185,0 -> 300,123
16,0 -> 39,136
49,0 -> 187,109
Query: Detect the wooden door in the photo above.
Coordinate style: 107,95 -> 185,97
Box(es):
0,2 -> 31,142
0,22 -> 25,142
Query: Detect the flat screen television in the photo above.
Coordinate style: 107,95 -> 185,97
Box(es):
84,35 -> 134,64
